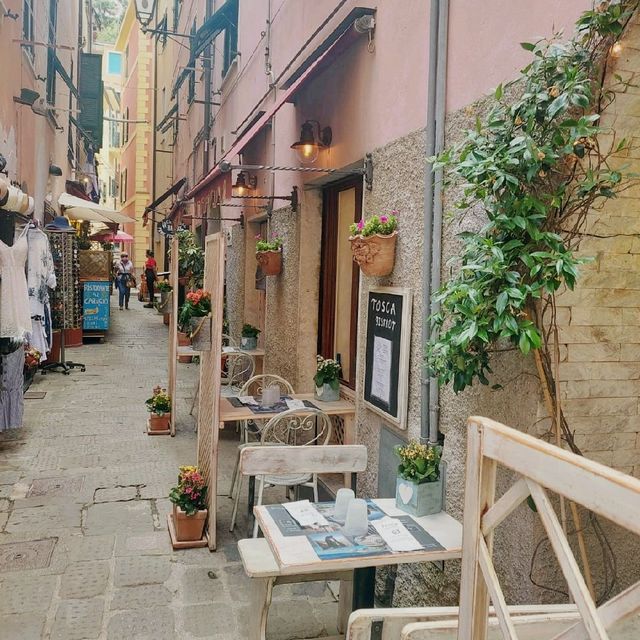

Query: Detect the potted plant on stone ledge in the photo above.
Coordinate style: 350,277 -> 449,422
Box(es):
255,234 -> 283,276
349,211 -> 398,276
394,441 -> 444,517
314,356 -> 341,402
145,386 -> 172,433
179,289 -> 212,352
169,465 -> 208,545
240,324 -> 260,350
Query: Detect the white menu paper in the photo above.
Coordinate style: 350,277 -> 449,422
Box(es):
372,516 -> 422,552
285,399 -> 305,410
370,336 -> 392,404
239,396 -> 258,405
283,500 -> 330,527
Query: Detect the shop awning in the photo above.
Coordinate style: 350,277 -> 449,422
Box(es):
59,193 -> 133,224
185,30 -> 350,202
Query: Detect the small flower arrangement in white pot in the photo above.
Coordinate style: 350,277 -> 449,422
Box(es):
349,211 -> 398,276
394,441 -> 444,517
314,356 -> 341,402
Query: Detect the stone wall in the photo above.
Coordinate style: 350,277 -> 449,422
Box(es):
225,223 -> 245,341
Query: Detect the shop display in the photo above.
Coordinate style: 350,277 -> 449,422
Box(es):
48,230 -> 81,330
27,224 -> 57,361
0,225 -> 31,340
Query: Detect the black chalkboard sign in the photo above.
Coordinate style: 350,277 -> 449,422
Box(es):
364,287 -> 412,429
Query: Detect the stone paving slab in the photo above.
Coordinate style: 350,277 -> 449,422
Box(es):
0,297 -> 342,640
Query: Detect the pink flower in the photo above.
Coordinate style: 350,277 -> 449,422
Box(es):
357,219 -> 364,231
380,215 -> 389,223
391,210 -> 398,216
255,234 -> 262,240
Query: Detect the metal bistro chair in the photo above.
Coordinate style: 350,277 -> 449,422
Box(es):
230,407 -> 332,536
228,375 -> 296,515
223,350 -> 256,394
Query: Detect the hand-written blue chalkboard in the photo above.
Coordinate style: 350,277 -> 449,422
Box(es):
83,281 -> 110,331
364,287 -> 412,430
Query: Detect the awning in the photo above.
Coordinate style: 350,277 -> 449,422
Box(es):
59,193 -> 133,224
185,29 -> 350,201
143,177 -> 187,226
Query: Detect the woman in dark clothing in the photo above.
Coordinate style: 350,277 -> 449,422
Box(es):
143,250 -> 158,308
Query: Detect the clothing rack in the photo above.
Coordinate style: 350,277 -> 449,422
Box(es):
41,230 -> 85,375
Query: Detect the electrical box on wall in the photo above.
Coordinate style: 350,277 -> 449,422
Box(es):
377,424 -> 407,498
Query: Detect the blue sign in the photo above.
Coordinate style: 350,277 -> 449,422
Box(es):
83,281 -> 110,331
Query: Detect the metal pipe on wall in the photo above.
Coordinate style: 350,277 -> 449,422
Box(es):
421,0 -> 449,445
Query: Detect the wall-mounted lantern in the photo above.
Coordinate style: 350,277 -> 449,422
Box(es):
134,0 -> 157,28
231,171 -> 257,197
291,120 -> 332,163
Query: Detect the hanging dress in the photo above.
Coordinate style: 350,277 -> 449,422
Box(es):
0,227 -> 31,340
27,227 -> 56,361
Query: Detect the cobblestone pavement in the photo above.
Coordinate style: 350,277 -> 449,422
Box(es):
0,295 -> 341,639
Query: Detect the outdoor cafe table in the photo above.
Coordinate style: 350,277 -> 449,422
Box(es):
218,394 -> 356,532
252,498 -> 463,610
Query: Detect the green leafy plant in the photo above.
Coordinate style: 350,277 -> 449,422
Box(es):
426,1 -> 637,394
350,212 -> 398,237
395,441 -> 442,484
255,234 -> 283,252
173,230 -> 204,287
241,323 -> 261,338
314,355 -> 341,390
145,386 -> 172,416
169,466 -> 208,515
157,280 -> 173,292
178,290 -> 211,333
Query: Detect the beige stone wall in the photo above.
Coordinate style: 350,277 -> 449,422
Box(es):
226,224 -> 245,341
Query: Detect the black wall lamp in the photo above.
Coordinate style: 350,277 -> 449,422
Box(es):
291,120 -> 332,163
232,171 -> 257,197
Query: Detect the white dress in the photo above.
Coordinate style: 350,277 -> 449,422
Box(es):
0,229 -> 31,340
27,228 -> 56,360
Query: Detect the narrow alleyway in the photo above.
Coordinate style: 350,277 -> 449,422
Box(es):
0,296 -> 340,640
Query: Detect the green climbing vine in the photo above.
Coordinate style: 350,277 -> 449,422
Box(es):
426,0 -> 638,394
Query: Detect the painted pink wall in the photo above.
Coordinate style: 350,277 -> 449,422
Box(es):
447,0 -> 591,112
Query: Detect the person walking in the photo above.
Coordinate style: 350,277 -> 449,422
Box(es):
143,250 -> 157,309
115,252 -> 136,310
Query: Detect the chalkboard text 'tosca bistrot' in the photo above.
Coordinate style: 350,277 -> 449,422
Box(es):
370,296 -> 397,331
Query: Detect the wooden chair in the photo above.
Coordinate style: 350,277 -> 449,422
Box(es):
238,444 -> 368,640
230,406 -> 331,534
228,374 -> 296,509
346,416 -> 640,639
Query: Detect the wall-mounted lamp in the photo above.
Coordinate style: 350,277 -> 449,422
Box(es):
134,0 -> 156,28
49,164 -> 63,176
232,171 -> 257,197
291,120 -> 332,163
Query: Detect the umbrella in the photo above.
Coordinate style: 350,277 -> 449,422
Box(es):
90,230 -> 134,243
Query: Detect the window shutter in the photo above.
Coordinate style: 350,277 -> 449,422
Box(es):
78,52 -> 104,150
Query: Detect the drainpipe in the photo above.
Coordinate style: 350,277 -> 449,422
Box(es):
203,0 -> 213,237
421,0 -> 449,445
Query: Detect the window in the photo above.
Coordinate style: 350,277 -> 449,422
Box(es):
107,52 -> 122,75
22,0 -> 34,62
222,0 -> 238,76
46,0 -> 59,105
318,179 -> 362,388
187,19 -> 197,104
109,111 -> 120,148
124,45 -> 129,78
122,107 -> 129,144
120,169 -> 128,204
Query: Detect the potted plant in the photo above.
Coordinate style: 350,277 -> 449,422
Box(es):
173,230 -> 204,287
241,324 -> 260,350
394,441 -> 444,517
255,234 -> 283,276
145,386 -> 172,432
156,280 -> 173,315
314,356 -> 341,402
349,211 -> 398,276
179,289 -> 212,351
169,465 -> 208,542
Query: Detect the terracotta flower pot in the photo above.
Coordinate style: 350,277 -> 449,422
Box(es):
178,275 -> 188,286
349,231 -> 398,277
173,506 -> 207,542
256,249 -> 282,276
149,413 -> 170,431
177,331 -> 193,363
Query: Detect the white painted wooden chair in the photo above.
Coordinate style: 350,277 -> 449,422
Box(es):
346,416 -> 640,640
230,407 -> 332,535
228,374 -> 296,518
238,444 -> 368,640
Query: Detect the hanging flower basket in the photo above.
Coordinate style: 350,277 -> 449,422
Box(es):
349,231 -> 398,277
349,212 -> 399,277
256,249 -> 282,276
189,315 -> 211,352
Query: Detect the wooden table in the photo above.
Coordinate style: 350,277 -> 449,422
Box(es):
253,498 -> 463,612
220,394 -> 356,535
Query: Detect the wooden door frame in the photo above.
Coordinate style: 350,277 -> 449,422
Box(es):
318,176 -> 363,389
